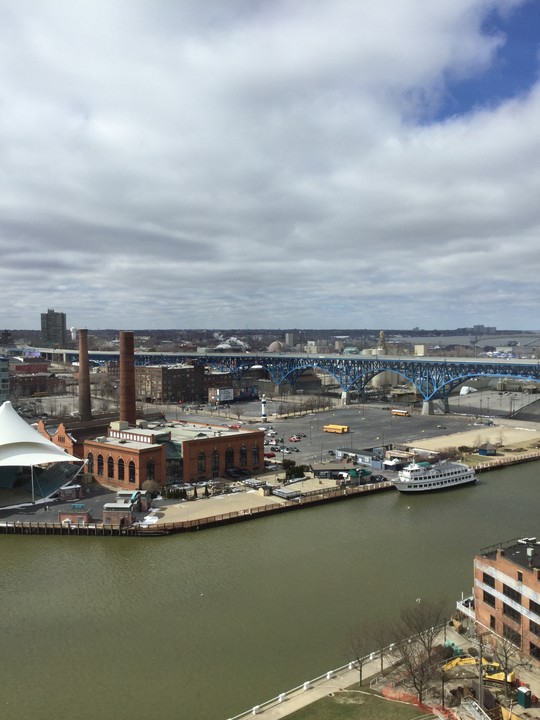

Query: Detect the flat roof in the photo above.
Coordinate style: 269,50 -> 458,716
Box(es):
481,537 -> 540,570
166,421 -> 262,443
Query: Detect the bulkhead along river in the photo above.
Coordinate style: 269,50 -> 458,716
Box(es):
1,462 -> 538,720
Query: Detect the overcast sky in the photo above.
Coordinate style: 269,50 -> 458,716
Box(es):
2,0 -> 540,331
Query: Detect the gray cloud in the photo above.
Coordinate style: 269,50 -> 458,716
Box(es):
0,0 -> 538,330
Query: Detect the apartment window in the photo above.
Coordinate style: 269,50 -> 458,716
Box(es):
482,572 -> 495,589
502,603 -> 521,623
503,584 -> 522,604
517,571 -> 523,582
503,624 -> 521,647
490,615 -> 496,630
483,590 -> 496,608
531,599 -> 540,616
531,642 -> 540,661
530,620 -> 540,638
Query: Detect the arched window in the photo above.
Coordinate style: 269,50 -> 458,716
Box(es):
87,452 -> 94,474
211,449 -> 219,472
97,454 -> 104,476
251,444 -> 260,466
107,456 -> 114,479
239,445 -> 247,468
118,458 -> 125,481
128,461 -> 136,484
146,459 -> 155,482
197,452 -> 206,473
225,447 -> 234,470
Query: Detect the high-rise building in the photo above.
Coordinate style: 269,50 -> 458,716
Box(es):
40,308 -> 67,348
0,356 -> 9,403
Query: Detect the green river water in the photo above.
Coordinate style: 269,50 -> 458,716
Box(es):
0,463 -> 538,719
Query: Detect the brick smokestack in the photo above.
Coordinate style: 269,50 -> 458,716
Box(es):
119,331 -> 137,426
78,328 -> 92,421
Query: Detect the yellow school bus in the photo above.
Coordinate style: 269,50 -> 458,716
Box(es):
391,409 -> 410,417
323,424 -> 350,433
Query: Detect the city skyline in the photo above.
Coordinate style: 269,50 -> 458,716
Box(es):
1,1 -> 540,331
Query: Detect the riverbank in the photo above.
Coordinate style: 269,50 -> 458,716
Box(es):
226,623 -> 540,720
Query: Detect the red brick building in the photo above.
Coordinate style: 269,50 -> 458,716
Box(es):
469,538 -> 540,661
38,417 -> 265,490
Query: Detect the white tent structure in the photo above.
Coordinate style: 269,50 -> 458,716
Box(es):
0,401 -> 82,502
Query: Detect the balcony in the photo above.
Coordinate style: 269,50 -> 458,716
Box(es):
456,595 -> 476,621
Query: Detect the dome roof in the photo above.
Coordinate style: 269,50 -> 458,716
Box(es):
268,340 -> 288,352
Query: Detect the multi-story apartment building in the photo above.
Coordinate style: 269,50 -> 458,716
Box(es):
459,537 -> 540,661
0,356 -> 9,403
40,308 -> 67,348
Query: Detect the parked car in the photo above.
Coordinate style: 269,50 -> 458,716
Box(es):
327,450 -> 335,456
371,475 -> 386,482
288,436 -> 301,442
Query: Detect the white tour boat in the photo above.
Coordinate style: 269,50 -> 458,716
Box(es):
392,460 -> 477,493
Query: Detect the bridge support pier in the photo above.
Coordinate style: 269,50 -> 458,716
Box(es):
421,400 -> 433,415
340,391 -> 350,406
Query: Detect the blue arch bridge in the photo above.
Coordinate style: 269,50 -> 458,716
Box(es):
40,349 -> 540,415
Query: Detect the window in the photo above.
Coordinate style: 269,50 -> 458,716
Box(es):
483,591 -> 496,608
502,603 -> 521,623
490,615 -> 496,630
225,447 -> 234,470
503,584 -> 521,604
129,461 -> 136,484
517,571 -> 523,582
87,452 -> 94,474
118,458 -> 125,481
503,624 -> 521,647
530,599 -> 540,616
97,454 -> 104,476
239,445 -> 247,468
531,642 -> 540,661
146,460 -> 155,482
107,456 -> 114,479
482,572 -> 495,589
211,449 -> 219,473
197,452 -> 206,473
251,444 -> 260,466
530,620 -> 540,638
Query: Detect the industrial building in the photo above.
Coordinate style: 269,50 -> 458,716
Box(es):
37,330 -> 264,491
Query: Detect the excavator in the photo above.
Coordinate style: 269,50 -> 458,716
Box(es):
443,655 -> 516,685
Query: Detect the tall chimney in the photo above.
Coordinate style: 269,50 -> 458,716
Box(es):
119,331 -> 136,426
78,328 -> 92,421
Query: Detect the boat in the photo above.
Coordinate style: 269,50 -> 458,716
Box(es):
392,460 -> 476,493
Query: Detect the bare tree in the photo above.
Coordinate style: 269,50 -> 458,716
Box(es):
392,599 -> 446,704
487,634 -> 522,698
372,619 -> 394,678
348,624 -> 375,687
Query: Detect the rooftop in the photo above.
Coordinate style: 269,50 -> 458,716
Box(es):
480,536 -> 540,571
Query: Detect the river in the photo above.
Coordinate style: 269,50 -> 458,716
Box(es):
0,462 -> 537,720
